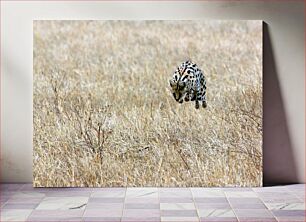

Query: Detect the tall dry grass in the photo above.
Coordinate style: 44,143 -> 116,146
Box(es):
33,21 -> 262,187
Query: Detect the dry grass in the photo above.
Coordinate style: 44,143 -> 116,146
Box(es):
33,20 -> 262,187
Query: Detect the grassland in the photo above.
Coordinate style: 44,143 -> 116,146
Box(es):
33,20 -> 262,187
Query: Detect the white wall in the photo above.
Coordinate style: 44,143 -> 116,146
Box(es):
1,1 -> 304,184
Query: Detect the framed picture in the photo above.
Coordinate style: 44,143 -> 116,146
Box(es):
33,20 -> 262,187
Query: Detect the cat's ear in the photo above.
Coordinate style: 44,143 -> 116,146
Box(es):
178,81 -> 186,88
169,79 -> 175,87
